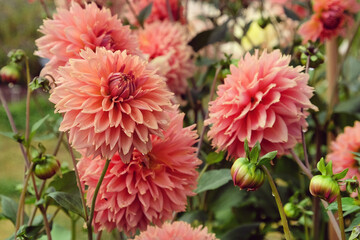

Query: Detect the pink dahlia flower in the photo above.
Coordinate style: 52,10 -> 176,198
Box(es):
298,0 -> 360,42
128,0 -> 185,25
206,50 -> 317,159
49,47 -> 172,162
35,2 -> 140,81
137,21 -> 195,95
132,221 -> 219,240
77,107 -> 200,235
327,121 -> 360,184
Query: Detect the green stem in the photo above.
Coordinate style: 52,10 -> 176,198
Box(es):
71,218 -> 77,240
304,213 -> 309,240
87,158 -> 111,240
337,195 -> 346,240
261,165 -> 292,240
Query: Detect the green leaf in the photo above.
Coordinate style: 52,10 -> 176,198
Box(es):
257,151 -> 277,166
178,210 -> 207,224
189,20 -> 229,52
346,213 -> 360,232
195,169 -> 232,193
0,131 -> 16,139
47,192 -> 84,218
221,223 -> 260,240
249,141 -> 260,163
283,7 -> 300,21
16,224 -> 44,240
206,152 -> 224,165
327,197 -> 355,211
244,139 -> 250,159
317,158 -> 326,175
48,171 -> 79,195
326,160 -> 333,176
30,115 -> 49,139
137,2 -> 152,27
333,168 -> 349,180
1,195 -> 21,225
349,224 -> 360,240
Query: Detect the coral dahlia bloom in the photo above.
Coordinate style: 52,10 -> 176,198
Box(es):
50,47 -> 172,162
298,0 -> 360,42
137,21 -> 195,94
128,0 -> 185,25
77,108 -> 201,235
327,121 -> 360,184
206,50 -> 317,159
132,221 -> 219,240
36,2 -> 140,81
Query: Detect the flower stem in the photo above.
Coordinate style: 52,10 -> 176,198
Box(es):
87,158 -> 111,240
325,38 -> 339,119
337,195 -> 346,240
261,165 -> 292,240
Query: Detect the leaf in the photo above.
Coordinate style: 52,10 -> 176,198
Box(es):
333,168 -> 349,180
283,7 -> 300,21
189,20 -> 229,52
257,151 -> 277,166
326,160 -> 333,176
30,114 -> 49,139
195,169 -> 232,193
0,131 -> 16,139
349,225 -> 360,240
249,141 -> 260,163
137,2 -> 152,27
16,224 -> 44,240
334,95 -> 360,114
47,192 -> 85,218
244,139 -> 250,159
1,195 -> 20,225
317,158 -> 326,175
178,210 -> 207,224
346,213 -> 360,232
221,223 -> 260,240
206,152 -> 224,165
48,171 -> 79,195
327,197 -> 356,212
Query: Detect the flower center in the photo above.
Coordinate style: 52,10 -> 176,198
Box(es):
321,7 -> 343,30
108,72 -> 136,102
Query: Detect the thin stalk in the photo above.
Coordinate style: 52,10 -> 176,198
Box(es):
289,149 -> 312,179
66,133 -> 89,222
96,231 -> 102,240
304,213 -> 309,240
196,66 -> 221,157
87,158 -> 111,240
325,38 -> 339,119
15,163 -> 34,234
261,165 -> 292,240
38,205 -> 52,240
71,218 -> 77,240
24,57 -> 31,151
166,0 -> 174,21
337,195 -> 346,240
124,0 -> 143,27
39,0 -> 50,18
302,55 -> 311,169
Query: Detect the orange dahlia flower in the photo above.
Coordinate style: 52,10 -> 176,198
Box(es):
206,50 -> 317,159
327,121 -> 360,184
132,221 -> 218,240
78,108 -> 200,235
298,0 -> 360,42
35,2 -> 140,81
137,21 -> 195,95
50,47 -> 173,162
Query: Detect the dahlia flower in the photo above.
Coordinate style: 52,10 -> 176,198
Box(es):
137,21 -> 195,94
206,50 -> 317,159
298,0 -> 360,42
128,0 -> 185,25
132,221 -> 219,240
77,108 -> 201,235
327,121 -> 360,184
50,47 -> 172,162
35,2 -> 140,81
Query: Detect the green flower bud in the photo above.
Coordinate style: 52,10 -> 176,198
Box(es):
284,202 -> 300,219
309,175 -> 340,203
33,155 -> 60,180
231,158 -> 265,191
0,63 -> 20,83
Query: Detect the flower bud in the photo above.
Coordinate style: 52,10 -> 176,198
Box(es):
0,63 -> 20,83
231,158 -> 265,191
309,175 -> 340,203
284,202 -> 300,219
33,155 -> 60,180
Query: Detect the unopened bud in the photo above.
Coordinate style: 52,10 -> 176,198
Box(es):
231,158 -> 265,191
284,202 -> 300,219
309,175 -> 340,203
33,155 -> 60,180
0,63 -> 21,83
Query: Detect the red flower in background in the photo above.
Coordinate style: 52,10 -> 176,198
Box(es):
299,0 -> 360,42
